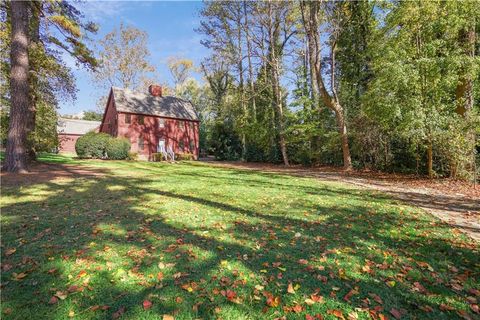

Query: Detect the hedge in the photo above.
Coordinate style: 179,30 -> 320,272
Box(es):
75,132 -> 111,159
106,137 -> 131,160
75,132 -> 131,160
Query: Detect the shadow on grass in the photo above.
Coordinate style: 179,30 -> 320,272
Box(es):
1,160 -> 478,320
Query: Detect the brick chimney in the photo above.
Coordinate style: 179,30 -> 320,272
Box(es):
148,84 -> 162,97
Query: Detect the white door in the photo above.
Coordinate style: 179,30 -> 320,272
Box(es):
157,139 -> 165,152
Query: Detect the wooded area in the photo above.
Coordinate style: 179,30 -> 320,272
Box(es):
197,1 -> 479,179
1,1 -> 479,180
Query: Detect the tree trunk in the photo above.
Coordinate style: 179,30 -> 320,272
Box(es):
335,108 -> 352,170
301,1 -> 352,170
243,1 -> 256,122
4,0 -> 30,173
267,2 -> 289,166
455,26 -> 475,117
427,142 -> 433,179
27,3 -> 41,160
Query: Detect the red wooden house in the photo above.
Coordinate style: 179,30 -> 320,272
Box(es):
99,85 -> 199,160
57,118 -> 101,153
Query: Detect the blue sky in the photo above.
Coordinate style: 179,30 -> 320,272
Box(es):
60,1 -> 209,115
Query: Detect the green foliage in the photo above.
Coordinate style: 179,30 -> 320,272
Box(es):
82,111 -> 103,121
210,120 -> 242,161
176,153 -> 195,161
105,137 -> 131,160
75,132 -> 111,159
76,133 -> 131,160
127,151 -> 138,161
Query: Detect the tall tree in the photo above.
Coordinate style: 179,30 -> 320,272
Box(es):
167,57 -> 194,92
300,1 -> 352,170
2,0 -> 97,172
4,0 -> 30,172
93,23 -> 155,92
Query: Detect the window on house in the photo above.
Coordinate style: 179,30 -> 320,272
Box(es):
138,115 -> 144,125
179,121 -> 185,130
179,140 -> 184,151
138,137 -> 144,151
189,140 -> 194,153
125,114 -> 131,124
158,118 -> 165,128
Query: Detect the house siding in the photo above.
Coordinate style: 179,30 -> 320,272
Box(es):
116,112 -> 199,160
99,92 -> 118,137
58,134 -> 81,153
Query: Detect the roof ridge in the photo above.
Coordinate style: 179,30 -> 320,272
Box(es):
59,117 -> 101,123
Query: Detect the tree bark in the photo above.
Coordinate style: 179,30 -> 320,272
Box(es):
4,0 -> 30,173
267,2 -> 289,166
427,141 -> 433,179
455,25 -> 475,117
243,1 -> 257,122
301,1 -> 352,170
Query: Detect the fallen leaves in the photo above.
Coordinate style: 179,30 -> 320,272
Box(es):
263,291 -> 281,308
327,309 -> 345,319
143,300 -> 152,310
389,308 -> 402,319
5,248 -> 17,256
287,282 -> 295,294
11,272 -> 27,281
49,296 -> 58,304
112,306 -> 126,319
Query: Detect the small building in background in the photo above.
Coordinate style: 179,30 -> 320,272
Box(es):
99,85 -> 200,160
57,118 -> 101,153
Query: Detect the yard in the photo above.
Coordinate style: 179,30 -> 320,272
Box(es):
1,154 -> 479,320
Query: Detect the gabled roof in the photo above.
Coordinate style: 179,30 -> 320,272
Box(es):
111,87 -> 199,121
57,118 -> 101,135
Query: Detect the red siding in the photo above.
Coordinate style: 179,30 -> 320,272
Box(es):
99,91 -> 118,136
116,112 -> 199,160
99,89 -> 200,160
58,134 -> 81,153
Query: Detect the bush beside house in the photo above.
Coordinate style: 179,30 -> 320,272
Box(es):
106,138 -> 131,160
75,132 -> 131,160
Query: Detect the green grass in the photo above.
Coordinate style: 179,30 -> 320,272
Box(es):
1,154 -> 478,320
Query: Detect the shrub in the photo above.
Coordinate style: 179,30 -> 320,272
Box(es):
75,132 -> 111,159
106,137 -> 131,160
127,152 -> 138,161
176,153 -> 195,161
152,152 -> 167,162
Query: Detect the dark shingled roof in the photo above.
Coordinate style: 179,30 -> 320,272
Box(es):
111,87 -> 199,121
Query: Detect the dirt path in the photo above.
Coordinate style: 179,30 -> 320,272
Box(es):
207,161 -> 480,242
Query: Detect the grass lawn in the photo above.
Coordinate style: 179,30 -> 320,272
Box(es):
1,154 -> 478,320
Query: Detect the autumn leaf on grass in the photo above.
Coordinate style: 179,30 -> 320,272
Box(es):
264,292 -> 280,308
49,296 -> 59,304
221,289 -> 240,304
143,300 -> 152,310
471,304 -> 479,314
112,306 -> 126,319
343,287 -> 359,302
306,314 -> 324,320
77,270 -> 88,278
5,248 -> 16,256
55,291 -> 68,300
287,283 -> 295,294
157,272 -> 164,281
390,308 -> 402,319
327,309 -> 345,320
12,272 -> 27,281
163,315 -> 174,320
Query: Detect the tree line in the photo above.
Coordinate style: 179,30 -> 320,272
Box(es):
2,1 -> 479,180
195,0 -> 479,179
